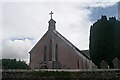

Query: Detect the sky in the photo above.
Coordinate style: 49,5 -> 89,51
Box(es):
1,0 -> 120,64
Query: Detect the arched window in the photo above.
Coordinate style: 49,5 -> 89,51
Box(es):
77,59 -> 79,69
55,44 -> 58,61
44,46 -> 46,61
49,39 -> 52,61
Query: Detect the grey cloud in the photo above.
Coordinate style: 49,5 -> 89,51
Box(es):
1,1 -> 117,62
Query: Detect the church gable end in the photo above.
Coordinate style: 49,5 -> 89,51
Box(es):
29,11 -> 95,69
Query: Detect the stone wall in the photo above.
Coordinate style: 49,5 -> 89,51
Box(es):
2,69 -> 120,80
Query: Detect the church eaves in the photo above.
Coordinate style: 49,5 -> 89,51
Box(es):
30,11 -> 90,60
53,30 -> 91,60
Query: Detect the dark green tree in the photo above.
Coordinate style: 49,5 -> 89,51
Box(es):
1,58 -> 30,69
90,15 -> 120,68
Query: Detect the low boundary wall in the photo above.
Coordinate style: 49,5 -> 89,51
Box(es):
2,69 -> 120,80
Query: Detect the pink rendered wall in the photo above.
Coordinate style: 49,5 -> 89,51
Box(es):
29,30 -> 91,69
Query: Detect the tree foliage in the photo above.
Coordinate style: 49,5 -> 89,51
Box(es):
90,15 -> 120,68
1,58 -> 30,69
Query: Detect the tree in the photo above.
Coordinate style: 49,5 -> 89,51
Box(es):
1,58 -> 30,69
90,15 -> 120,68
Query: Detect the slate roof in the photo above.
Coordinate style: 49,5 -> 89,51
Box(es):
81,50 -> 90,59
53,30 -> 91,60
30,18 -> 91,60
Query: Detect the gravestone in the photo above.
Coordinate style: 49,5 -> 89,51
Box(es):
100,60 -> 109,69
112,58 -> 120,69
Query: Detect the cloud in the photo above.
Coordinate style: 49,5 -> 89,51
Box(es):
1,0 -> 120,2
118,1 -> 120,20
1,1 -> 119,63
2,39 -> 33,64
1,2 -> 92,64
87,0 -> 119,8
2,2 -> 92,49
0,2 -> 2,59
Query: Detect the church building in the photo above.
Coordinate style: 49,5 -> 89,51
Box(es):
29,11 -> 96,69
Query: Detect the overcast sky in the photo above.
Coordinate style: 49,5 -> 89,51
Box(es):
1,0 -> 119,64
